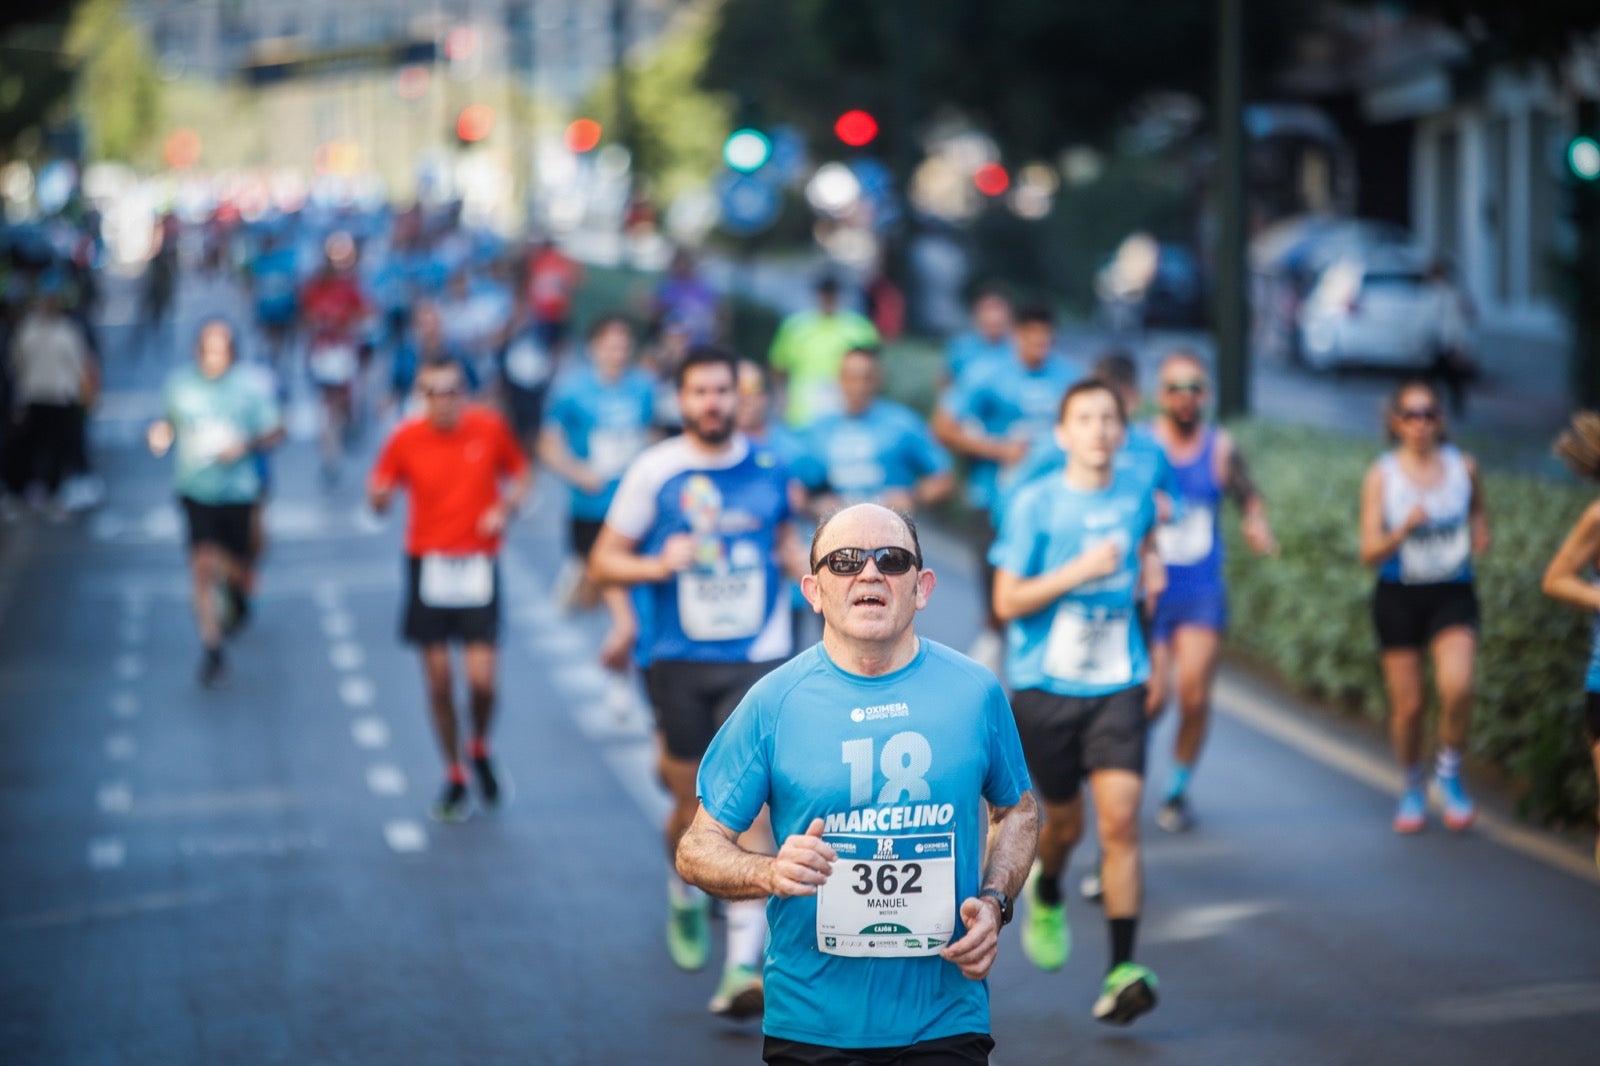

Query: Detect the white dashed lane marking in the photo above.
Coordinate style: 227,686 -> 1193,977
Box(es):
329,642 -> 365,672
384,820 -> 427,853
87,838 -> 126,870
366,764 -> 407,796
115,654 -> 143,681
321,611 -> 355,640
339,676 -> 375,709
97,781 -> 134,814
350,717 -> 390,750
110,693 -> 140,719
105,734 -> 138,761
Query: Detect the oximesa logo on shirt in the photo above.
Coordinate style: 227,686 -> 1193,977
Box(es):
850,702 -> 910,723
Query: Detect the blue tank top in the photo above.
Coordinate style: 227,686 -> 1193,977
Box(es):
1587,614 -> 1600,694
1156,426 -> 1225,598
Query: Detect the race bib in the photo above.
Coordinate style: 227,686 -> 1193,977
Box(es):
1042,604 -> 1133,686
187,417 -> 243,465
816,833 -> 956,958
1156,505 -> 1215,566
503,337 -> 550,388
588,428 -> 646,480
309,344 -> 358,385
677,566 -> 766,641
419,554 -> 494,608
1400,522 -> 1470,584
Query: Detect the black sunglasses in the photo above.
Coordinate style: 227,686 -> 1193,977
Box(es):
813,546 -> 922,576
1398,407 -> 1438,422
423,386 -> 463,398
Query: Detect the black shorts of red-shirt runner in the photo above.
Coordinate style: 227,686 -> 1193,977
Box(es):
764,1032 -> 995,1066
1371,580 -> 1479,651
1009,686 -> 1149,803
181,496 -> 253,560
645,659 -> 783,761
400,556 -> 501,646
568,516 -> 605,560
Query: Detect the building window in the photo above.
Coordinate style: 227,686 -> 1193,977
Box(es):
1528,110 -> 1558,303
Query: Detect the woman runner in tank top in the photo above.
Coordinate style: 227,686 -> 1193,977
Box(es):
1359,380 -> 1490,835
1540,411 -> 1600,874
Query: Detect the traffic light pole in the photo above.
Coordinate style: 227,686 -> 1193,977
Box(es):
1214,0 -> 1250,418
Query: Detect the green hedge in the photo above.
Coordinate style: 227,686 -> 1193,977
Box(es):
1222,421 -> 1597,827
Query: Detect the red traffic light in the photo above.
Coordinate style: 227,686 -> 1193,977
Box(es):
456,104 -> 495,143
565,118 -> 603,153
834,109 -> 879,148
974,162 -> 1010,197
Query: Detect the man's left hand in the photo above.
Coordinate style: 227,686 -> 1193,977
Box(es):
478,502 -> 511,537
940,896 -> 1000,981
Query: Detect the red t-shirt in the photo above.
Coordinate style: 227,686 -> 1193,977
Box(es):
370,406 -> 528,556
301,274 -> 369,337
525,249 -> 581,322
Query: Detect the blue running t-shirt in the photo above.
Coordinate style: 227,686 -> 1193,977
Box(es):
697,640 -> 1032,1048
990,471 -> 1157,697
546,364 -> 657,521
799,399 -> 952,502
939,356 -> 1081,514
605,434 -> 793,664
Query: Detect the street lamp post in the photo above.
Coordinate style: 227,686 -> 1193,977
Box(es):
1214,0 -> 1249,418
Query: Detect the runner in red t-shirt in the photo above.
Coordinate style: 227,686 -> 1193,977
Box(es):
369,358 -> 531,822
524,238 -> 584,357
302,234 -> 373,484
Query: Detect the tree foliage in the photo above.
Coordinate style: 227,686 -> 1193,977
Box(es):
702,0 -> 1316,163
66,0 -> 164,163
1402,1 -> 1600,64
583,1 -> 733,202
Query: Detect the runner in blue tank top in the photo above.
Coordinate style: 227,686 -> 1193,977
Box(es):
991,379 -> 1164,1026
1360,380 -> 1490,834
1542,411 -> 1600,874
591,346 -> 807,1022
679,503 -> 1038,1062
1148,350 -> 1277,833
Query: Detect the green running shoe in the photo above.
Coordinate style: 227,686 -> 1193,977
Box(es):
667,893 -> 710,972
1093,962 -> 1159,1025
708,963 -> 764,1020
1020,863 -> 1070,971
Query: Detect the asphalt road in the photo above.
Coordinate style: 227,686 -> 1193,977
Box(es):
2,270 -> 1597,1065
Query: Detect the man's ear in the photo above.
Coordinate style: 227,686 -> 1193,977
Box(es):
801,572 -> 823,614
914,567 -> 936,610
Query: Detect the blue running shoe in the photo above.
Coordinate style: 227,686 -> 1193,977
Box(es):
1393,788 -> 1426,834
1437,775 -> 1476,832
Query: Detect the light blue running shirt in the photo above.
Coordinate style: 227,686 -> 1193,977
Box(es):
546,364 -> 657,521
697,640 -> 1032,1048
996,422 -> 1178,526
944,330 -> 1012,382
163,366 -> 282,505
939,356 -> 1081,514
799,399 -> 952,502
990,470 -> 1157,697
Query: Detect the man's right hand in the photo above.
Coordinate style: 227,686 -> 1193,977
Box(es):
768,817 -> 837,898
146,421 -> 174,458
1073,539 -> 1123,582
657,533 -> 697,576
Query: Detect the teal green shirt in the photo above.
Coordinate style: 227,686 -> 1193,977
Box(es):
163,366 -> 280,504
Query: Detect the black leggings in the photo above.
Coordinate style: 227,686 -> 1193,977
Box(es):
4,403 -> 83,496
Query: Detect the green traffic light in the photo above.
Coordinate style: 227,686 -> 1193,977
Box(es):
724,128 -> 772,173
1570,135 -> 1600,182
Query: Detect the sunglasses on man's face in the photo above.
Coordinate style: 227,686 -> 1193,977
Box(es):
423,386 -> 463,398
812,546 -> 921,577
1163,380 -> 1205,395
1397,407 -> 1439,423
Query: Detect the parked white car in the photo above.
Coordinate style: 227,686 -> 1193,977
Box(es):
1296,248 -> 1469,371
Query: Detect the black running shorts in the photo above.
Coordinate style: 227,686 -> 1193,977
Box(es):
1586,691 -> 1600,742
568,516 -> 605,560
1010,686 -> 1150,803
181,496 -> 253,559
401,555 -> 501,647
646,659 -> 782,761
1371,581 -> 1479,651
763,1032 -> 995,1066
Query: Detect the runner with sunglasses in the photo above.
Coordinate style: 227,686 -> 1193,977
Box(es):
991,379 -> 1161,1025
1146,350 -> 1276,832
368,358 -> 531,823
677,502 -> 1038,1064
1359,379 -> 1489,834
590,345 -> 806,1021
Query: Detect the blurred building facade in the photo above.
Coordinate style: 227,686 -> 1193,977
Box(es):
1286,5 -> 1596,339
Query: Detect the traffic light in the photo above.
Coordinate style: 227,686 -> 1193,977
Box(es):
1570,135 -> 1600,183
973,162 -> 1010,197
565,118 -> 603,153
723,128 -> 772,173
455,104 -> 494,144
834,110 -> 878,148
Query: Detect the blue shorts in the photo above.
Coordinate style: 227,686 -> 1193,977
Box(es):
1152,588 -> 1227,644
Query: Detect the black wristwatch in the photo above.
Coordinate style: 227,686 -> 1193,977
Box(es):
977,888 -> 1013,926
